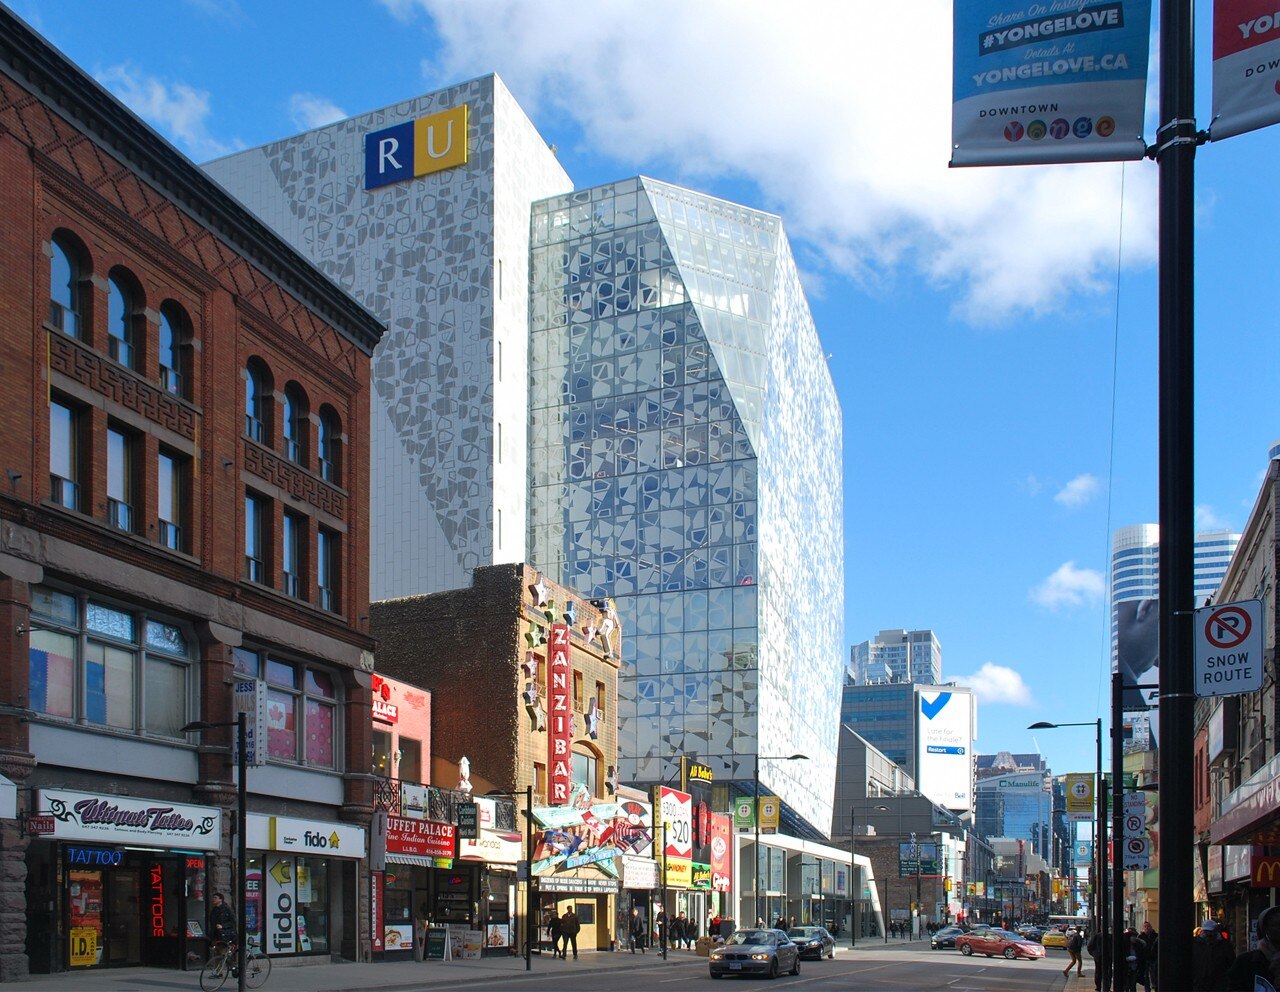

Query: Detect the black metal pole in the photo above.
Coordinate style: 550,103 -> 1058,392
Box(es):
1111,673 -> 1126,992
1095,721 -> 1105,992
753,751 -> 760,927
849,805 -> 857,949
1156,3 -> 1196,990
914,834 -> 922,939
525,784 -> 533,971
237,711 -> 247,992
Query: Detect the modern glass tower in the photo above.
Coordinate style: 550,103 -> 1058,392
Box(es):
849,628 -> 942,685
528,178 -> 844,835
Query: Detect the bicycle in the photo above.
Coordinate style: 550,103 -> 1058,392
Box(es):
200,940 -> 271,991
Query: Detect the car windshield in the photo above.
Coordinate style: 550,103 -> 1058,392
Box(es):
729,931 -> 774,945
940,927 -> 962,934
788,928 -> 818,937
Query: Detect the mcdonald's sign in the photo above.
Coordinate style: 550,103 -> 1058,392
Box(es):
1252,853 -> 1280,888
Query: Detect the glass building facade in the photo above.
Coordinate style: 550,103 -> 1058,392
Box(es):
529,178 -> 843,835
975,755 -> 1054,865
849,628 -> 942,685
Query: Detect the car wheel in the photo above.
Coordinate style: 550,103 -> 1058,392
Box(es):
710,972 -> 722,980
828,948 -> 834,959
768,958 -> 779,980
1004,947 -> 1017,960
960,944 -> 973,956
790,955 -> 800,976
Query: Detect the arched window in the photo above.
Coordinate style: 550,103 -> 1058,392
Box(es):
245,358 -> 273,443
107,268 -> 142,370
49,234 -> 84,337
318,406 -> 342,484
158,302 -> 189,398
283,383 -> 309,465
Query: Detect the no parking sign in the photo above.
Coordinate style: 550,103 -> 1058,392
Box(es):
1194,599 -> 1263,697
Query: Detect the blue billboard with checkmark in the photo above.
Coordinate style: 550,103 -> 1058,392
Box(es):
916,688 -> 976,813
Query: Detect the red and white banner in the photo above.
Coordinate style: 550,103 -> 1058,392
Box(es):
386,816 -> 455,859
1212,1 -> 1280,140
658,787 -> 692,860
709,812 -> 733,893
548,623 -> 573,805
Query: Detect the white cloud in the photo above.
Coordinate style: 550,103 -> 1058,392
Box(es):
1195,504 -> 1231,531
386,0 -> 1157,324
1030,561 -> 1105,609
97,63 -> 239,161
1055,473 -> 1100,509
288,93 -> 348,131
953,663 -> 1034,706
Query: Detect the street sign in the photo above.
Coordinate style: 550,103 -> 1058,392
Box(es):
456,802 -> 478,840
1122,835 -> 1150,871
1194,599 -> 1263,697
1123,793 -> 1147,839
25,814 -> 55,835
233,679 -> 269,766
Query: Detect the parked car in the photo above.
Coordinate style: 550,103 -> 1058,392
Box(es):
787,926 -> 835,960
956,928 -> 1047,961
1015,924 -> 1046,942
1039,926 -> 1070,949
931,925 -> 966,950
709,929 -> 802,979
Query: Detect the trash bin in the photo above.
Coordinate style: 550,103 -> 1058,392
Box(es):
695,935 -> 713,957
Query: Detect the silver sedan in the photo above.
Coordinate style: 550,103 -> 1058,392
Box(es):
709,929 -> 802,979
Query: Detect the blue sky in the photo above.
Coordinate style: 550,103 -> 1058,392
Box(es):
14,0 -> 1280,785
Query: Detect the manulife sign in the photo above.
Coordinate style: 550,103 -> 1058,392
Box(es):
364,105 -> 468,190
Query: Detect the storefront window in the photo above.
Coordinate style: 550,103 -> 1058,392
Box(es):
294,857 -> 329,954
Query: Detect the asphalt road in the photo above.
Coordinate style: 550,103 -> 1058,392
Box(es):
412,944 -> 1081,991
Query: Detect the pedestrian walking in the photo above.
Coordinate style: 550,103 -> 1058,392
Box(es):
629,908 -> 647,954
1192,919 -> 1235,992
1064,926 -> 1085,978
547,910 -> 563,958
1120,928 -> 1147,992
656,909 -> 668,950
560,908 -> 581,960
1224,906 -> 1280,991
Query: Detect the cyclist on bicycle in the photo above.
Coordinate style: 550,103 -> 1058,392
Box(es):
210,893 -> 237,950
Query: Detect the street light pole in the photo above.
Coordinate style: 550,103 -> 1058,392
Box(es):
751,753 -> 808,930
182,716 -> 248,992
1029,718 -> 1108,991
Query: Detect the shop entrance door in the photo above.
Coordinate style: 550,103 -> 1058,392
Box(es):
105,871 -> 141,966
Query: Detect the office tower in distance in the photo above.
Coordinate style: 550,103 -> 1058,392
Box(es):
975,752 -> 1059,867
1110,524 -> 1241,709
528,178 -> 844,836
207,76 -> 572,599
849,628 -> 942,685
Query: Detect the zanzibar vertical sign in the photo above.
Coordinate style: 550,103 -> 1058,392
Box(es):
548,623 -> 572,805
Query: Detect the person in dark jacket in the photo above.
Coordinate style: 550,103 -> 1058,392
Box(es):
1120,928 -> 1147,992
629,908 -> 647,954
209,893 -> 237,948
1192,920 -> 1236,992
1064,926 -> 1085,978
560,909 -> 581,960
1087,928 -> 1107,992
1225,906 -> 1280,992
1139,922 -> 1158,992
547,911 -> 563,958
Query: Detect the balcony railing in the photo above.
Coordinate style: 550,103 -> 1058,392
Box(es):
372,776 -> 517,828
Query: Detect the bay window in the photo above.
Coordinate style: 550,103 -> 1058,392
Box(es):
27,585 -> 192,737
234,648 -> 339,769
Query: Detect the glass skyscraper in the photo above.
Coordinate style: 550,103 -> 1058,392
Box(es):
529,178 -> 844,835
849,628 -> 942,685
975,753 -> 1054,866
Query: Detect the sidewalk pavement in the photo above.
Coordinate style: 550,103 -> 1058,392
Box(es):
14,946 -> 698,992
15,939 -> 935,991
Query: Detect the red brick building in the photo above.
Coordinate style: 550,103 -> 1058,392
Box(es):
0,10 -> 383,979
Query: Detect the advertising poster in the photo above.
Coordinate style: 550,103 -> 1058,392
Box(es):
1212,0 -> 1280,140
733,796 -> 755,831
658,787 -> 692,861
265,855 -> 297,955
899,842 -> 941,878
709,812 -> 733,892
952,0 -> 1153,165
916,689 -> 975,812
1116,598 -> 1159,710
1065,773 -> 1095,821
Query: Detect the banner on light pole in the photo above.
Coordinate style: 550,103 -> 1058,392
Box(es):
1211,1 -> 1280,140
952,0 -> 1153,166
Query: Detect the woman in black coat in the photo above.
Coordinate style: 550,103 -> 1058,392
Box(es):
1225,906 -> 1280,992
